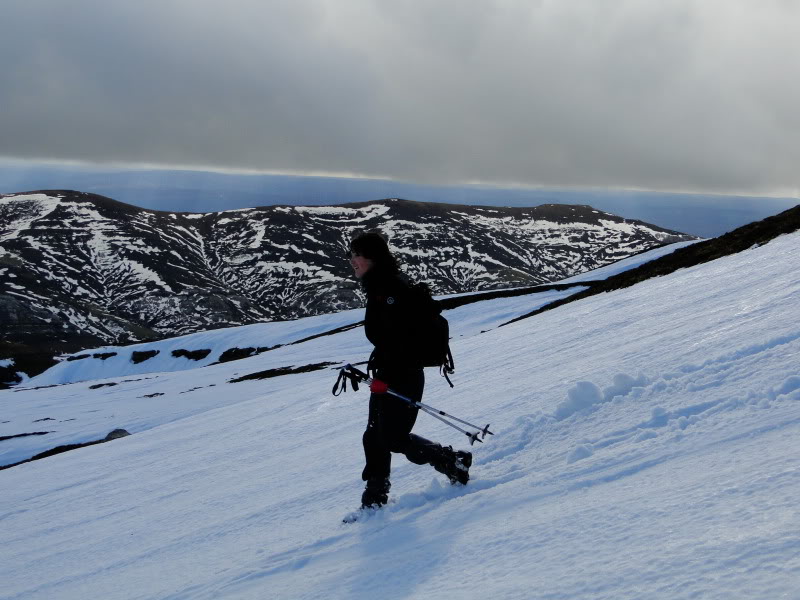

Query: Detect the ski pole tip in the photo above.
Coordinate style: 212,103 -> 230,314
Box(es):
467,431 -> 484,445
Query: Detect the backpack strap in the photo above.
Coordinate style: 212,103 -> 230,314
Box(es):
440,347 -> 455,388
442,368 -> 454,388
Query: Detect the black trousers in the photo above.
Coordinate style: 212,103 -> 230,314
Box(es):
362,367 -> 444,481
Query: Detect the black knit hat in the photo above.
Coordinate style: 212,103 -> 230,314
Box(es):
349,231 -> 399,273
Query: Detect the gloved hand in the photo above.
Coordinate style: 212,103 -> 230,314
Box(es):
369,379 -> 389,394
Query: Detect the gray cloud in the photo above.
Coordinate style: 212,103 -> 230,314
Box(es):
1,0 -> 798,196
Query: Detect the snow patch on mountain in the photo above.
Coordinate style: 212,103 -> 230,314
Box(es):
0,193 -> 62,241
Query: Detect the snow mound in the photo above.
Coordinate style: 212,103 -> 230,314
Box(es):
554,373 -> 649,420
772,375 -> 800,400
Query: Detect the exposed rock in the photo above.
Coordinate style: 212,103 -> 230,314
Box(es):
105,428 -> 130,441
171,348 -> 212,361
228,361 -> 337,383
0,431 -> 50,442
131,349 -> 159,364
89,382 -> 118,389
0,428 -> 132,470
218,347 -> 259,363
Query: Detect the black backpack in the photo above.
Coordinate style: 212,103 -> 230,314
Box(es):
410,282 -> 455,386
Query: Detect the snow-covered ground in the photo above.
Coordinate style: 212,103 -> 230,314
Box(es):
1,234 -> 799,599
23,307 -> 367,387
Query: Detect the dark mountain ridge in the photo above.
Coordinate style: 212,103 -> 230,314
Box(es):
505,203 -> 800,325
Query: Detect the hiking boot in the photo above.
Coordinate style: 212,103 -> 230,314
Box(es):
451,450 -> 472,485
360,477 -> 390,509
433,447 -> 472,485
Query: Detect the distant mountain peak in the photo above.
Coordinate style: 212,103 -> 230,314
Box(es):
1,190 -> 694,378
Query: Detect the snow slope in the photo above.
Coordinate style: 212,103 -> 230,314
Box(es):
1,234 -> 799,599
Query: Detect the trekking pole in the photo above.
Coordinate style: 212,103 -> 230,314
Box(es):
415,401 -> 494,438
409,398 -> 490,446
337,364 -> 494,445
343,364 -> 494,437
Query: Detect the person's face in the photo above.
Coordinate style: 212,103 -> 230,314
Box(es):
349,251 -> 374,279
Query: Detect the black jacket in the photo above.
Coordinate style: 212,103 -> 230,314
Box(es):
362,267 -> 423,371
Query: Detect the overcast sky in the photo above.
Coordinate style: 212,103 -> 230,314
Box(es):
1,0 -> 798,197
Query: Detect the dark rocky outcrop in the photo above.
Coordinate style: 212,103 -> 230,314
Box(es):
131,349 -> 160,364
171,348 -> 212,361
0,428 -> 131,470
505,203 -> 800,325
228,362 -> 337,383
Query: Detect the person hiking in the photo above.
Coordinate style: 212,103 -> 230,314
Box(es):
348,231 -> 472,510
